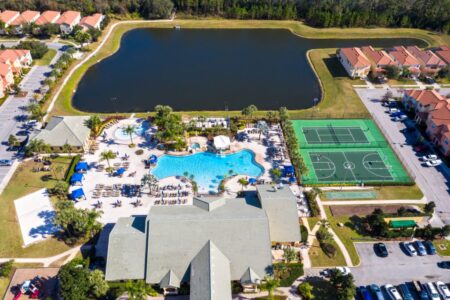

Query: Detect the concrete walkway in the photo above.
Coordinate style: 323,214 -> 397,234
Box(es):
0,246 -> 81,267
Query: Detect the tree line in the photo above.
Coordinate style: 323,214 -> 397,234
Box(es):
2,0 -> 449,33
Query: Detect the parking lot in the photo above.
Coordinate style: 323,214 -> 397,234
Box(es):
352,242 -> 448,285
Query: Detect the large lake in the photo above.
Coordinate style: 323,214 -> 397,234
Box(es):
72,29 -> 425,112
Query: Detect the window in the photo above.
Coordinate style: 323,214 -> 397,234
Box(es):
446,140 -> 449,145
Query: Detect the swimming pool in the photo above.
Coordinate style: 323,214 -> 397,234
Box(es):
151,150 -> 264,194
114,122 -> 148,140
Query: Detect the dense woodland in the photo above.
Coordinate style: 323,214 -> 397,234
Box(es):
1,0 -> 450,33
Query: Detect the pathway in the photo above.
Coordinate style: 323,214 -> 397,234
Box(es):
45,17 -> 175,120
321,199 -> 425,206
0,246 -> 81,267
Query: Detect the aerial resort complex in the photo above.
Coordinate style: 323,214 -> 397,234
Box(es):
0,1 -> 449,299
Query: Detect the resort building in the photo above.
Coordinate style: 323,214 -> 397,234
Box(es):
80,13 -> 104,30
0,10 -> 20,28
387,46 -> 421,75
406,46 -> 446,75
56,11 -> 81,35
0,49 -> 32,73
104,185 -> 300,298
337,47 -> 371,78
35,11 -> 61,26
30,116 -> 91,152
0,63 -> 14,89
435,46 -> 450,67
361,46 -> 397,76
426,103 -> 450,156
402,90 -> 450,123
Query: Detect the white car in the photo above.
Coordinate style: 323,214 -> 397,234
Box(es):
436,281 -> 450,300
388,108 -> 399,113
393,115 -> 408,122
384,284 -> 403,300
335,266 -> 351,276
425,159 -> 442,167
406,242 -> 418,256
425,282 -> 441,300
422,154 -> 438,161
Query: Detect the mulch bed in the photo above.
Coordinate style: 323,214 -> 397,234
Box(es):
330,205 -> 414,217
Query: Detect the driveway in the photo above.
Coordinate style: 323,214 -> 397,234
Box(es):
355,88 -> 450,225
305,242 -> 449,286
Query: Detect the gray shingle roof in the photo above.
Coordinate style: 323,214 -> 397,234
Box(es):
31,116 -> 90,147
190,240 -> 232,300
257,185 -> 301,242
240,267 -> 260,285
159,270 -> 180,289
105,217 -> 147,281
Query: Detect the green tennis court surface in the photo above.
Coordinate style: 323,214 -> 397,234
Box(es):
292,119 -> 412,185
324,190 -> 378,200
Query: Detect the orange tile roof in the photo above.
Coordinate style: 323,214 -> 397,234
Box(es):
80,13 -> 103,28
0,10 -> 20,24
438,45 -> 450,51
435,50 -> 450,65
406,46 -> 445,67
361,46 -> 396,66
405,89 -> 448,107
35,11 -> 60,25
340,47 -> 370,68
0,63 -> 12,76
0,49 -> 30,63
10,10 -> 40,25
56,11 -> 80,26
388,46 -> 421,66
431,103 -> 450,126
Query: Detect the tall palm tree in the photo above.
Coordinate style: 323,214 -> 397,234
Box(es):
86,115 -> 102,137
141,174 -> 158,194
125,280 -> 155,300
123,125 -> 136,144
27,139 -> 48,154
62,142 -> 72,156
238,177 -> 248,191
99,150 -> 116,168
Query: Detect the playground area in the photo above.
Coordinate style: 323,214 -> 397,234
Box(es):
292,119 -> 412,185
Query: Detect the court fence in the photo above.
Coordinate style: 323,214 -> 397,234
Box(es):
300,141 -> 389,149
371,114 -> 416,181
296,112 -> 372,120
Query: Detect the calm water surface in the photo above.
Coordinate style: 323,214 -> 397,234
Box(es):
72,29 -> 425,112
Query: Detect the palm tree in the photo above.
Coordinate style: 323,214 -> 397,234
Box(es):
238,177 -> 248,191
125,280 -> 156,300
264,276 -> 280,300
123,125 -> 136,145
141,174 -> 158,194
99,150 -> 116,168
86,115 -> 102,137
62,142 -> 72,156
27,139 -> 48,154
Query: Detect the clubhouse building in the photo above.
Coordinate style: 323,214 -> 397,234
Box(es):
104,185 -> 300,298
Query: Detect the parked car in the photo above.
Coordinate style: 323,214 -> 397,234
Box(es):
384,284 -> 403,300
398,284 -> 414,300
0,159 -> 13,166
322,266 -> 351,277
414,240 -> 427,256
435,281 -> 450,299
370,284 -> 385,300
388,108 -> 399,114
438,261 -> 450,269
374,243 -> 388,257
413,281 -> 429,300
414,143 -> 430,152
423,240 -> 436,255
401,242 -> 417,256
422,154 -> 438,161
359,286 -> 373,300
425,159 -> 442,167
424,282 -> 440,300
393,115 -> 408,122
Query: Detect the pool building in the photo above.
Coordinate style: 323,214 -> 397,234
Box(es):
103,185 -> 300,298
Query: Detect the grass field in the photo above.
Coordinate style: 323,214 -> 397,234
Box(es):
34,49 -> 57,66
0,157 -> 73,257
47,18 -> 448,117
434,239 -> 450,256
309,239 -> 346,267
320,185 -> 424,200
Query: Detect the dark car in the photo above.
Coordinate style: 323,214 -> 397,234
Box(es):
374,243 -> 388,257
370,284 -> 385,300
399,284 -> 414,300
423,240 -> 436,255
414,143 -> 430,152
359,286 -> 373,300
438,261 -> 450,269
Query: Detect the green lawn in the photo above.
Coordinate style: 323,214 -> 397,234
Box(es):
324,207 -> 376,266
388,78 -> 417,85
307,217 -> 321,230
309,239 -> 346,267
48,18 -> 448,117
434,239 -> 450,256
34,49 -> 57,66
0,157 -> 73,257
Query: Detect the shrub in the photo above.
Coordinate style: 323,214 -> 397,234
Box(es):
305,189 -> 320,217
135,149 -> 144,155
300,225 -> 308,243
321,242 -> 337,257
16,41 -> 48,59
0,260 -> 14,277
64,155 -> 81,182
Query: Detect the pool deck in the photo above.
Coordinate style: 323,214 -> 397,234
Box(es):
70,119 -> 306,224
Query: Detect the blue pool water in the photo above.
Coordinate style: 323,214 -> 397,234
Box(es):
114,122 -> 148,140
152,149 -> 264,194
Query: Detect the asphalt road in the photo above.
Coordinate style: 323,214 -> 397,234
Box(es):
0,41 -> 65,192
356,88 -> 450,225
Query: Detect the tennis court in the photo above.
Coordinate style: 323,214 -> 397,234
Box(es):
292,119 -> 412,185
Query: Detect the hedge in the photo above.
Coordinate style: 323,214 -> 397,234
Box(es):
64,155 -> 81,182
